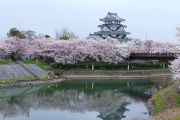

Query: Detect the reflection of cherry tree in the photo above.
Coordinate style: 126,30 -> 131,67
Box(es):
0,89 -> 128,118
0,80 -> 158,119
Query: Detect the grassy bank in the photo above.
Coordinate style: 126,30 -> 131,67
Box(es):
0,60 -> 14,65
0,77 -> 36,84
0,77 -> 48,83
149,85 -> 180,120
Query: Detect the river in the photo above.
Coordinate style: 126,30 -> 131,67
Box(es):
0,77 -> 170,120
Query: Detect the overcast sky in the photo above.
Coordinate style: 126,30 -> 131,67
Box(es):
0,0 -> 180,42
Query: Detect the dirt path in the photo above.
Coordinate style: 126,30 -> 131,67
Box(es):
149,109 -> 180,120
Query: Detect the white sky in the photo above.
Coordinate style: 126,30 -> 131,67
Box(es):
0,0 -> 180,42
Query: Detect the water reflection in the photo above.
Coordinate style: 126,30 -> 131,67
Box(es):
0,78 -> 169,120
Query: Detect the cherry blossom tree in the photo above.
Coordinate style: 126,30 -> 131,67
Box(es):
128,40 -> 178,53
0,37 -> 30,60
39,39 -> 129,64
1,37 -> 179,65
0,37 -> 129,63
170,56 -> 180,89
0,41 -> 7,59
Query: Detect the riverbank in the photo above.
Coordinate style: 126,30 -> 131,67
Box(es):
148,84 -> 180,120
0,69 -> 170,88
62,69 -> 170,80
0,78 -> 64,88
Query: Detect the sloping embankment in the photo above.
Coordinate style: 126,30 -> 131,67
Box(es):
148,85 -> 180,120
0,64 -> 48,80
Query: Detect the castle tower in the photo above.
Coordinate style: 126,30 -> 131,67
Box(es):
89,12 -> 131,42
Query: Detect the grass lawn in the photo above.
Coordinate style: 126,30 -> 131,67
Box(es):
170,85 -> 180,107
0,77 -> 35,83
154,92 -> 167,114
0,76 -> 48,84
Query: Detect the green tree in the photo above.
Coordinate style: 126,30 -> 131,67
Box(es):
45,35 -> 51,39
7,27 -> 26,39
22,30 -> 36,40
55,27 -> 78,40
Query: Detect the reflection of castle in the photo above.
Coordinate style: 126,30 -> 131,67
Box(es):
0,80 -> 161,119
98,102 -> 130,120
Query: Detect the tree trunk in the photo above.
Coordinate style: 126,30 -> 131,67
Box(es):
163,64 -> 165,69
60,65 -> 61,70
92,64 -> 94,70
127,64 -> 130,70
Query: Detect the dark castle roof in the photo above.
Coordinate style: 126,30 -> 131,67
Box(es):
100,12 -> 125,22
88,12 -> 131,42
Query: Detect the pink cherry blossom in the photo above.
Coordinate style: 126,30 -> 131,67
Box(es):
170,56 -> 180,84
128,40 -> 178,53
0,37 -> 129,64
